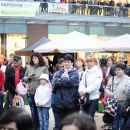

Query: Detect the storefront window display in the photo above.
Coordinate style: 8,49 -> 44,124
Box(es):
6,34 -> 26,67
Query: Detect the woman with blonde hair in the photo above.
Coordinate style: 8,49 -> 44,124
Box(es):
78,55 -> 102,118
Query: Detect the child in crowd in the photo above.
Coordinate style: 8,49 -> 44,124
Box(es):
35,73 -> 52,130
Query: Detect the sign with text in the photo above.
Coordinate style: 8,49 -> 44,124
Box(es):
0,1 -> 40,17
48,3 -> 68,13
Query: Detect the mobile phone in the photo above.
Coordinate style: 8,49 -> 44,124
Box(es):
31,74 -> 35,76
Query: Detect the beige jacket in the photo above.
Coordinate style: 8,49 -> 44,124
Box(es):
25,65 -> 48,95
105,74 -> 130,104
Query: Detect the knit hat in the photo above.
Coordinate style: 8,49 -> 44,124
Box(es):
40,74 -> 49,82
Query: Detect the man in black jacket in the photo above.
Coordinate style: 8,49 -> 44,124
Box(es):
6,55 -> 25,107
109,53 -> 130,77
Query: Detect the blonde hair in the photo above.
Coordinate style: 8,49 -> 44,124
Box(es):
86,55 -> 98,65
86,55 -> 101,70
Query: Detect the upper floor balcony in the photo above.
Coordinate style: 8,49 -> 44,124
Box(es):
0,0 -> 130,25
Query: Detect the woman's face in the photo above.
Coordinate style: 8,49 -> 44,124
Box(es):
64,60 -> 73,69
76,60 -> 83,68
62,125 -> 79,130
115,67 -> 124,77
32,56 -> 39,65
86,60 -> 96,69
107,58 -> 113,66
2,122 -> 18,130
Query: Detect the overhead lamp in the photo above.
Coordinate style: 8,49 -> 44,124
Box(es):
105,23 -> 117,26
122,24 -> 130,27
68,22 -> 79,25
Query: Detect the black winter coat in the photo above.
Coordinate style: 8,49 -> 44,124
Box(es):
121,98 -> 130,130
6,67 -> 26,94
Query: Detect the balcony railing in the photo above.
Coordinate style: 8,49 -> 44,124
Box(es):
1,0 -> 130,17
39,3 -> 130,17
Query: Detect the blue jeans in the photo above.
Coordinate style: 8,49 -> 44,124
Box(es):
27,93 -> 39,130
51,104 -> 60,130
112,104 -> 124,130
37,107 -> 49,130
0,92 -> 4,116
83,99 -> 98,118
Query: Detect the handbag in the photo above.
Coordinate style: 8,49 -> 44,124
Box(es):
103,76 -> 114,124
16,80 -> 28,96
12,95 -> 25,109
103,112 -> 114,124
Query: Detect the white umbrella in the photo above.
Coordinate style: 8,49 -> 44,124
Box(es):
34,31 -> 104,53
101,34 -> 130,52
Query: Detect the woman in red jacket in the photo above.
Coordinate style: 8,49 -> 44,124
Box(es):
0,63 -> 5,116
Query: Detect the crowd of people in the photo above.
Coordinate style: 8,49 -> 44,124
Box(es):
39,0 -> 130,17
0,52 -> 130,130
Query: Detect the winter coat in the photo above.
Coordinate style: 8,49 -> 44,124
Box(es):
78,65 -> 102,100
53,68 -> 79,109
6,67 -> 25,94
24,65 -> 48,95
105,75 -> 130,104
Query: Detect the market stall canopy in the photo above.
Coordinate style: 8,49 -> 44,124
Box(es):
34,31 -> 104,53
15,37 -> 50,56
101,34 -> 130,52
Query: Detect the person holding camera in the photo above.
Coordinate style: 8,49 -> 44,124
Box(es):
24,52 -> 48,130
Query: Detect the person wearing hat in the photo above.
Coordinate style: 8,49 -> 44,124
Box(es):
5,55 -> 25,107
34,73 -> 52,130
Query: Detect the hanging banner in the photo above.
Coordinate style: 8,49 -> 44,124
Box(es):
0,1 -> 40,17
48,3 -> 68,13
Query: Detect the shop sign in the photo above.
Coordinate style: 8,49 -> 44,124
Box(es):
48,3 -> 68,13
0,1 -> 40,17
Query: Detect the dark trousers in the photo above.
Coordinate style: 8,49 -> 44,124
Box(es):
3,93 -> 9,111
0,92 -> 4,116
83,99 -> 99,118
52,104 -> 60,130
58,107 -> 79,120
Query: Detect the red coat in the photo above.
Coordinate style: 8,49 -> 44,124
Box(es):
0,70 -> 5,92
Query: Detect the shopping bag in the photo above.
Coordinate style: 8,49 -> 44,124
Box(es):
12,95 -> 25,109
16,80 -> 28,96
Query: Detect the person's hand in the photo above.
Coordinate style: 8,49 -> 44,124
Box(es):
37,102 -> 43,107
48,83 -> 52,89
62,70 -> 69,77
15,89 -> 18,94
80,95 -> 84,99
110,93 -> 114,98
28,74 -> 33,78
79,91 -> 84,97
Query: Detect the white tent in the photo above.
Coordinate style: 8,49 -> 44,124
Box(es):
101,34 -> 130,52
34,31 -> 104,53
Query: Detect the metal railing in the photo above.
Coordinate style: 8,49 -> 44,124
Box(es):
1,0 -> 130,17
38,3 -> 130,17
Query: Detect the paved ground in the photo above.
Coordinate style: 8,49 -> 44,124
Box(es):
25,105 -> 104,130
